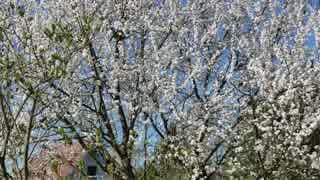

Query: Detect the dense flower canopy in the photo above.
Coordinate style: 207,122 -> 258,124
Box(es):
0,0 -> 319,180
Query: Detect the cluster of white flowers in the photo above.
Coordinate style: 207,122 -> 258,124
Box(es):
0,0 -> 320,179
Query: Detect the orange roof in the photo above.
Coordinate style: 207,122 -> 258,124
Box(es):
29,142 -> 88,178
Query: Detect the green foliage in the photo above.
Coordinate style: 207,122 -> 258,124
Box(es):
143,139 -> 150,145
135,162 -> 191,180
127,140 -> 135,153
58,127 -> 65,136
44,22 -> 74,47
82,15 -> 94,34
130,130 -> 138,138
17,6 -> 25,17
51,23 -> 56,32
0,30 -> 3,41
51,53 -> 62,61
63,136 -> 72,145
87,143 -> 95,153
43,27 -> 54,40
63,176 -> 75,180
104,154 -> 111,163
65,32 -> 73,48
49,159 -> 59,174
95,80 -> 102,87
106,164 -> 113,175
76,159 -> 86,172
95,128 -> 104,148
57,127 -> 72,145
22,31 -> 31,40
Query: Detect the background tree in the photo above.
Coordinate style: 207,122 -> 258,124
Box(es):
223,1 -> 320,179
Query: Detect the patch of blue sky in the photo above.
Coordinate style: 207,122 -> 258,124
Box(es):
309,0 -> 320,10
154,0 -> 162,7
29,0 -> 49,20
216,48 -> 231,73
205,78 -> 216,97
10,1 -> 49,53
216,23 -> 225,42
193,79 -> 205,98
185,77 -> 194,94
174,95 -> 186,109
135,34 -> 142,50
175,68 -> 186,86
182,96 -> 194,111
303,11 -> 312,26
146,129 -> 160,152
191,70 -> 215,99
107,111 -> 124,144
305,30 -> 317,48
271,55 -> 282,65
286,31 -> 297,50
151,113 -> 167,135
126,39 -> 137,65
196,52 -> 215,97
314,47 -> 319,63
304,30 -> 319,65
273,0 -> 285,16
180,0 -> 188,7
12,37 -> 24,53
214,142 -> 224,162
79,58 -> 93,78
39,5 -> 49,20
241,17 -> 253,33
122,38 -> 130,55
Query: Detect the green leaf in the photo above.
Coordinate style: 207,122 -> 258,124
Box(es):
54,68 -> 61,77
76,159 -> 86,171
43,28 -> 53,39
24,79 -> 33,89
88,144 -> 94,152
95,128 -> 101,143
65,33 -> 73,48
95,80 -> 102,87
14,71 -> 21,81
55,33 -> 63,42
17,6 -> 25,17
106,164 -> 113,175
128,141 -> 135,151
64,136 -> 72,145
49,159 -> 59,173
96,142 -> 103,149
144,140 -> 150,145
65,35 -> 73,47
105,154 -> 111,161
58,127 -> 65,135
130,130 -> 138,138
51,23 -> 56,32
57,22 -> 64,31
49,68 -> 55,77
0,31 -> 3,41
22,31 -> 31,40
51,53 -> 62,61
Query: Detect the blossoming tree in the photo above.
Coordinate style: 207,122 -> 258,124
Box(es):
0,0 -> 319,180
224,1 -> 320,179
